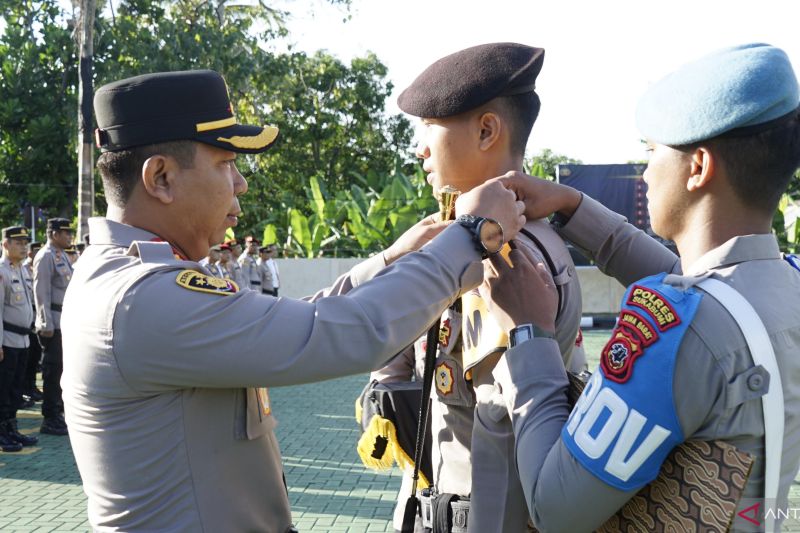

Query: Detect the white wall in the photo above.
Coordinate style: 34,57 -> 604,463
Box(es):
276,258 -> 625,315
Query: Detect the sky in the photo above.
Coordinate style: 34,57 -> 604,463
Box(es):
280,0 -> 800,164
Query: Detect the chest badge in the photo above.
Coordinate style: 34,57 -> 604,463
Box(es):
435,362 -> 454,396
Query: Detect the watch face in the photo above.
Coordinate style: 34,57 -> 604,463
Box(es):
479,219 -> 504,254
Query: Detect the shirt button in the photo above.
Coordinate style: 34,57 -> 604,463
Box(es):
747,372 -> 764,391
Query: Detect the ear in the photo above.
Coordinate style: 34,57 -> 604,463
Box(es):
686,146 -> 715,192
478,112 -> 502,151
141,155 -> 177,204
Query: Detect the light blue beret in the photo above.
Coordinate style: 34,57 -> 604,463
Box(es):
636,43 -> 799,146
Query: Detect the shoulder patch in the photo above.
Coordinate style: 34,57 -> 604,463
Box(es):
626,284 -> 681,331
435,362 -> 454,396
175,270 -> 238,295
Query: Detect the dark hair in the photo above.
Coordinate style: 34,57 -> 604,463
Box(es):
678,111 -> 800,213
96,141 -> 197,206
491,92 -> 541,157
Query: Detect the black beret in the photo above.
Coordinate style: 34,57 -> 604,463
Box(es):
94,70 -> 279,154
2,226 -> 30,240
47,218 -> 72,232
398,42 -> 545,118
258,246 -> 270,253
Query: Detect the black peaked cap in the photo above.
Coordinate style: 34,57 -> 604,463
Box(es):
398,42 -> 545,118
2,226 -> 31,240
94,70 -> 279,154
47,218 -> 72,232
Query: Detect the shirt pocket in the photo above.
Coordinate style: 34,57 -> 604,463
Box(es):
54,263 -> 72,287
233,387 -> 276,441
433,353 -> 474,408
10,280 -> 25,303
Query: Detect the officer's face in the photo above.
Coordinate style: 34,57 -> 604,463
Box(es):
643,141 -> 694,239
3,238 -> 28,263
172,144 -> 247,258
416,113 -> 487,195
247,242 -> 258,254
52,230 -> 73,249
221,249 -> 232,262
209,249 -> 221,262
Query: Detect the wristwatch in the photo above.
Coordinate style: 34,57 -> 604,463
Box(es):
455,214 -> 504,259
508,323 -> 554,348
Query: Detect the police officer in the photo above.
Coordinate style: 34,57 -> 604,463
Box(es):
22,241 -> 42,403
483,43 -> 800,532
371,42 -> 584,532
200,244 -> 224,277
61,69 -> 525,531
257,245 -> 275,295
239,236 -> 261,291
264,243 -> 280,296
228,240 -> 248,289
33,217 -> 73,436
0,226 -> 39,451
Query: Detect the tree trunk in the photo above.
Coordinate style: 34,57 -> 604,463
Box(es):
76,0 -> 95,243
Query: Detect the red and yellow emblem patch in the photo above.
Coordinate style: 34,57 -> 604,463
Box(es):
601,310 -> 660,383
439,319 -> 452,349
175,270 -> 238,295
435,362 -> 454,396
627,285 -> 680,331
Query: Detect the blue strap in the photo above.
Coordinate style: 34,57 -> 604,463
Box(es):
786,254 -> 800,273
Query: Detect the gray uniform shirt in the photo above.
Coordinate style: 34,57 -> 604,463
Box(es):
238,251 -> 259,290
61,217 -> 482,532
257,257 -> 274,293
372,220 -> 583,530
33,241 -> 71,332
494,196 -> 800,532
0,257 -> 34,349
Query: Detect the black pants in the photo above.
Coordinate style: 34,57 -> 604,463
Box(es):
0,346 -> 27,420
39,330 -> 63,418
25,331 -> 41,391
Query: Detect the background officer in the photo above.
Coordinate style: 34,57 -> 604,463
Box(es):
264,243 -> 280,296
61,69 -> 524,531
238,236 -> 260,291
257,245 -> 275,295
22,241 -> 42,404
0,226 -> 38,451
33,217 -> 72,436
483,43 -> 800,532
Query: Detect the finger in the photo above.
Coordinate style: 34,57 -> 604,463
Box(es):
421,213 -> 440,225
515,200 -> 526,217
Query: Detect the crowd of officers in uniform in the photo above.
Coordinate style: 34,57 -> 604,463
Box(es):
0,220 -> 280,451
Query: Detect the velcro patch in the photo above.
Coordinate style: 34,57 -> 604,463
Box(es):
176,270 -> 238,295
626,285 -> 681,331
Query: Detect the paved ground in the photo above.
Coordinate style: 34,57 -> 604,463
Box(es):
1,330 -> 799,531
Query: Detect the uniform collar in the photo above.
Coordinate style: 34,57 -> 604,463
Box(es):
88,217 -> 159,248
683,234 -> 780,276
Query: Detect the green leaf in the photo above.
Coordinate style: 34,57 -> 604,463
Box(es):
289,209 -> 312,257
309,175 -> 326,220
262,224 -> 277,245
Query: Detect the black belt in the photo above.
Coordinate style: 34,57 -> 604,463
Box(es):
2,321 -> 33,336
50,303 -> 62,312
251,281 -> 261,286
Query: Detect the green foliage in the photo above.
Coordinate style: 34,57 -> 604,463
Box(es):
0,0 -> 78,234
280,163 -> 437,257
524,148 -> 582,181
773,170 -> 800,253
0,0 -> 413,250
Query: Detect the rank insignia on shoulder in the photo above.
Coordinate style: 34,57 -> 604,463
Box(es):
626,285 -> 681,331
175,270 -> 238,295
435,362 -> 454,396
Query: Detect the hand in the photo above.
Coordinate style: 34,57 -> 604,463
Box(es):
492,171 -> 582,221
39,329 -> 54,338
478,243 -> 557,335
455,180 -> 526,241
384,214 -> 453,265
0,347 -> 3,363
